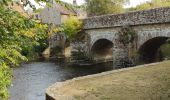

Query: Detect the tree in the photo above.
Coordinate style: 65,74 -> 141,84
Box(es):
0,1 -> 48,98
128,0 -> 170,11
61,16 -> 82,39
85,0 -> 129,16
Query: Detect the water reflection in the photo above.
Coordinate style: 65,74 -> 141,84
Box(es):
9,60 -> 113,100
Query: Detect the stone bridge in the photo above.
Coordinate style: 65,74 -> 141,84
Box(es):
80,7 -> 170,66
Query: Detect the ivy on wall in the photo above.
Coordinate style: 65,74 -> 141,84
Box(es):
118,26 -> 137,48
116,26 -> 138,66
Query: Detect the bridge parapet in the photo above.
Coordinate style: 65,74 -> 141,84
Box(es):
83,7 -> 170,29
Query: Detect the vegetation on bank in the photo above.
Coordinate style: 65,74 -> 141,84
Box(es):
0,1 -> 81,99
47,16 -> 82,57
48,16 -> 82,39
0,4 -> 48,99
0,0 -> 170,99
51,61 -> 170,100
160,39 -> 170,60
61,16 -> 82,39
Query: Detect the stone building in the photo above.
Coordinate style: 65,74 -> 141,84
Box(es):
72,0 -> 87,19
34,0 -> 87,24
35,0 -> 77,25
38,0 -> 76,58
76,8 -> 87,19
35,0 -> 87,58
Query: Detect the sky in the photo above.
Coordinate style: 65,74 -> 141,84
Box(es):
26,0 -> 151,10
125,0 -> 151,7
60,0 -> 151,7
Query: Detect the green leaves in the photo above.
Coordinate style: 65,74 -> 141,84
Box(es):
61,16 -> 82,39
118,27 -> 137,48
0,0 -> 11,6
86,0 -> 129,16
0,62 -> 11,99
128,0 -> 170,11
0,6 -> 48,99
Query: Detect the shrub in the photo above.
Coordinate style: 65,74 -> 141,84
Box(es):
61,16 -> 82,39
0,6 -> 48,98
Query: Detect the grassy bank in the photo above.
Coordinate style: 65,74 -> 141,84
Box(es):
47,61 -> 170,100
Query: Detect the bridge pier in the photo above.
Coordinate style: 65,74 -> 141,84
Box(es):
113,48 -> 135,68
47,7 -> 170,66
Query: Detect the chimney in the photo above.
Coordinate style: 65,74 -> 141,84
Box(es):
73,0 -> 77,6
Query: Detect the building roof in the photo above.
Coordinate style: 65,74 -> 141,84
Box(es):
8,2 -> 30,18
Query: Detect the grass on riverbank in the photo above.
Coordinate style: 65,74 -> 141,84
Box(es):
54,61 -> 170,100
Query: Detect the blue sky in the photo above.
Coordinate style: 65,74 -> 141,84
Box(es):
60,0 -> 151,7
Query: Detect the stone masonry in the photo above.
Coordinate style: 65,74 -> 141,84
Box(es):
80,7 -> 170,66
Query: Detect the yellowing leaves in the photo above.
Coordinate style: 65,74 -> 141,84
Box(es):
62,16 -> 82,39
0,6 -> 47,99
19,29 -> 35,38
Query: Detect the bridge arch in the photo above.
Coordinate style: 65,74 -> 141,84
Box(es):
90,39 -> 113,61
90,33 -> 114,47
138,36 -> 170,64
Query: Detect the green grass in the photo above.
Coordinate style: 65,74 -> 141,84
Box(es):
57,61 -> 170,100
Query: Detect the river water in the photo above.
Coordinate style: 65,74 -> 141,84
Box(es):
9,60 -> 113,100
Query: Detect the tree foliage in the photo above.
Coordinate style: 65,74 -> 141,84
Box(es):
61,16 -> 82,39
85,0 -> 129,16
160,43 -> 170,60
128,0 -> 170,11
0,2 -> 79,98
0,4 -> 48,99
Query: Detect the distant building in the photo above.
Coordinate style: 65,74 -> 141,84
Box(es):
76,8 -> 87,19
73,0 -> 77,6
33,0 -> 87,57
73,0 -> 87,19
34,0 -> 87,25
36,0 -> 77,25
8,1 -> 30,18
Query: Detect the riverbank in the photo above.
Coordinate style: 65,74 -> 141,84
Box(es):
46,61 -> 170,100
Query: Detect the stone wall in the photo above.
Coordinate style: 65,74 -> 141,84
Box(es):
83,23 -> 170,66
75,7 -> 170,65
83,7 -> 170,29
133,24 -> 170,50
85,28 -> 118,56
40,4 -> 61,25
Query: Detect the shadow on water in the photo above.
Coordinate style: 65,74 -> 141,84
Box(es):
9,59 -> 113,100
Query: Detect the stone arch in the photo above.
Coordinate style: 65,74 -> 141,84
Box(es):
90,35 -> 114,47
137,32 -> 170,50
138,36 -> 170,64
89,33 -> 115,50
90,38 -> 113,61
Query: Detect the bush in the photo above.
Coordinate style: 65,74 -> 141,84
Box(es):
61,16 -> 82,39
160,42 -> 170,60
0,6 -> 48,99
0,63 -> 11,99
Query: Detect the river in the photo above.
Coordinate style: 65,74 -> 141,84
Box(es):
9,60 -> 113,100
